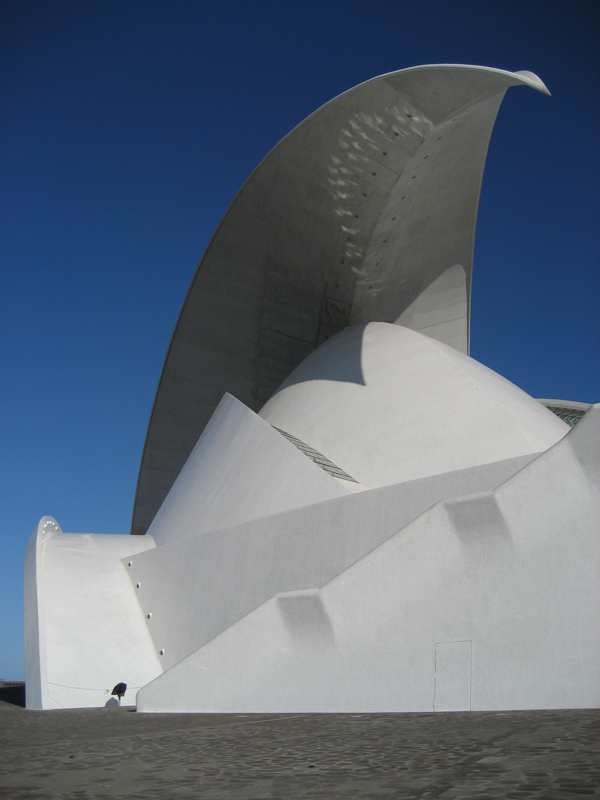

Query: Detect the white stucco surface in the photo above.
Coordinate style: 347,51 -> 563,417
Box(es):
259,323 -> 569,488
24,521 -> 161,709
137,405 -> 600,713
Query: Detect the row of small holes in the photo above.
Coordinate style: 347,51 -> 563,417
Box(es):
129,563 -> 164,655
338,132 -> 442,288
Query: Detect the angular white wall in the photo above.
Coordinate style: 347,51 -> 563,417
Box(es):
126,450 -> 539,671
137,405 -> 600,713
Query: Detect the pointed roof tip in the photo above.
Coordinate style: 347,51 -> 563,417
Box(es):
514,70 -> 551,96
384,65 -> 551,96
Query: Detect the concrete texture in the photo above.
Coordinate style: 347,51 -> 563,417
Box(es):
0,703 -> 598,799
132,65 -> 549,536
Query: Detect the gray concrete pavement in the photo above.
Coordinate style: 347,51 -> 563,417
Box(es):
0,703 -> 598,798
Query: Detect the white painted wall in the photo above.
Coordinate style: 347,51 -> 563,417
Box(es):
126,452 -> 537,670
24,517 -> 58,709
24,521 -> 161,709
137,405 -> 599,713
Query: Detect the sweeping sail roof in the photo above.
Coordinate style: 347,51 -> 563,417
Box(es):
132,65 -> 549,536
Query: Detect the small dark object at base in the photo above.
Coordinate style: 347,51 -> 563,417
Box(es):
111,682 -> 127,707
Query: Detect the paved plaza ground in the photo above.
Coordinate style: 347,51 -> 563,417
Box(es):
0,701 -> 598,799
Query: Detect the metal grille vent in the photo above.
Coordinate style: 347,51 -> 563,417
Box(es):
273,427 -> 358,483
546,406 -> 586,427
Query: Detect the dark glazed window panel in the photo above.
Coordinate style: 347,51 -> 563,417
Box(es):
547,407 -> 586,427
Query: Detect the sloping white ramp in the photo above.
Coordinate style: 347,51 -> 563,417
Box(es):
127,452 -> 538,671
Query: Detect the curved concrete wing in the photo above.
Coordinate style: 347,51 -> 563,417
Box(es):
132,65 -> 549,536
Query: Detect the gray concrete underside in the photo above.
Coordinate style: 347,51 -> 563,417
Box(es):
131,65 -> 548,536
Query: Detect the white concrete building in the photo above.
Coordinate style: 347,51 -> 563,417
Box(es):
25,65 -> 599,712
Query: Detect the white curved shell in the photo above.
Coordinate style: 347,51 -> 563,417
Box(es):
259,323 -> 568,488
133,64 -> 549,535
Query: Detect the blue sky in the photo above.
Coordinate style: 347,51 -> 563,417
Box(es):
1,0 -> 598,680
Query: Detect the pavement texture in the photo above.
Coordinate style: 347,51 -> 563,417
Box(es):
0,702 -> 598,799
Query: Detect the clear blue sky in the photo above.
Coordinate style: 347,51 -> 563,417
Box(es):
1,0 -> 598,680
